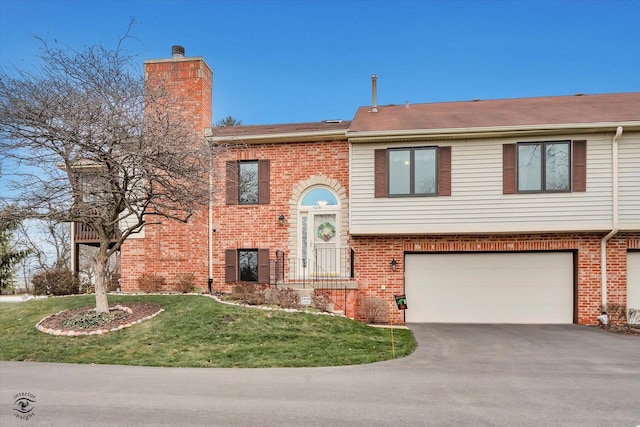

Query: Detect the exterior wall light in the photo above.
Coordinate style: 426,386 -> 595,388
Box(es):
390,258 -> 398,271
278,214 -> 285,226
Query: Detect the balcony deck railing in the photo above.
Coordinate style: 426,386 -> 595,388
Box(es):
73,222 -> 120,244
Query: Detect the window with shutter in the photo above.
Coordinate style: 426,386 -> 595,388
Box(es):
226,160 -> 270,205
226,248 -> 270,284
374,146 -> 451,197
504,140 -> 585,194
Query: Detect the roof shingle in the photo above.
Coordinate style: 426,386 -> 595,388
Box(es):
349,92 -> 640,133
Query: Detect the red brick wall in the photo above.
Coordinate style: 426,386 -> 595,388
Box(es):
121,138 -> 351,293
121,212 -> 210,292
212,141 -> 350,292
350,232 -> 640,325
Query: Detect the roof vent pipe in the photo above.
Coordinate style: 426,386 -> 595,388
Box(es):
371,74 -> 378,113
172,45 -> 185,58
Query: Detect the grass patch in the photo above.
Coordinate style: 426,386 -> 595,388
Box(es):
0,295 -> 415,368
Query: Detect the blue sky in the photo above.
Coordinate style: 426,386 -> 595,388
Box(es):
1,0 -> 639,126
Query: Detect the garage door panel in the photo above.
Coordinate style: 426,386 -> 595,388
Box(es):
405,252 -> 573,324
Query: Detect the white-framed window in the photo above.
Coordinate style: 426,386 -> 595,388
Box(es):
238,161 -> 258,204
517,141 -> 570,193
238,249 -> 258,282
388,147 -> 437,196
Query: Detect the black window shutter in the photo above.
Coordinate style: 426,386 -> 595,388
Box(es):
226,161 -> 238,205
258,160 -> 270,204
503,144 -> 517,194
257,248 -> 270,283
374,149 -> 388,198
225,249 -> 237,283
438,146 -> 452,196
572,140 -> 587,192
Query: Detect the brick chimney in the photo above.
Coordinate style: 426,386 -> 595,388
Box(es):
119,48 -> 213,292
143,45 -> 213,131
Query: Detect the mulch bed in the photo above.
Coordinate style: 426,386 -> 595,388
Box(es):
36,302 -> 163,336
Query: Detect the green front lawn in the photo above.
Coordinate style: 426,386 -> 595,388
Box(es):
0,294 -> 415,368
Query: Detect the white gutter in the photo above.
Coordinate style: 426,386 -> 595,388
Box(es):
347,121 -> 640,143
601,126 -> 623,309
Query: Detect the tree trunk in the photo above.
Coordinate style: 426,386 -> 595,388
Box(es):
94,245 -> 110,313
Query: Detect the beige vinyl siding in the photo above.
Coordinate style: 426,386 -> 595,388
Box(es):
119,212 -> 145,239
619,133 -> 640,230
350,134 -> 614,234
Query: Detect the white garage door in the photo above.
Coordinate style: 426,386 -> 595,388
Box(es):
628,252 -> 640,324
404,252 -> 574,324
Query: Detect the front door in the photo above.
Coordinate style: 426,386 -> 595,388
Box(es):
297,187 -> 341,279
310,212 -> 338,275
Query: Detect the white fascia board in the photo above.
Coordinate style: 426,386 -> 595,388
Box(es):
210,130 -> 347,145
347,121 -> 640,143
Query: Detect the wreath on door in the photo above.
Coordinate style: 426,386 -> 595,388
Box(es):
317,222 -> 336,241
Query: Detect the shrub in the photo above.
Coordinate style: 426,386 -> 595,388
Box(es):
272,288 -> 300,309
232,282 -> 267,305
173,273 -> 196,293
137,273 -> 165,293
264,288 -> 279,305
311,290 -> 333,312
601,303 -> 627,325
32,268 -> 81,296
359,297 -> 388,324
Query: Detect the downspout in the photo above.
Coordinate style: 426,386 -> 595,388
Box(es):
600,126 -> 623,310
208,148 -> 214,293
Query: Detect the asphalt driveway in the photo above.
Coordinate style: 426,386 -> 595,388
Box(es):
1,324 -> 638,426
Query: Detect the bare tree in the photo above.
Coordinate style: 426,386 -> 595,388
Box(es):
0,35 -> 213,312
16,219 -> 70,272
78,245 -> 120,290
